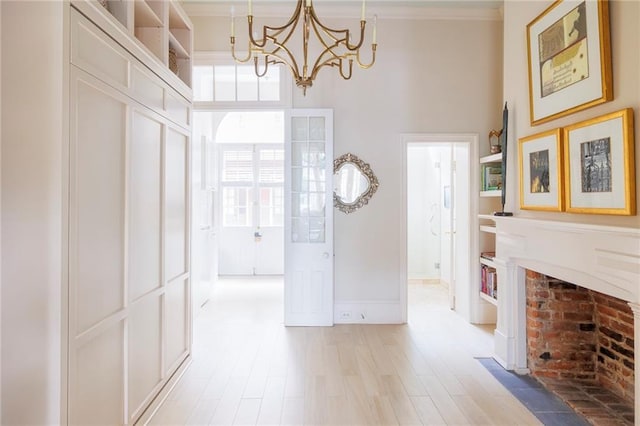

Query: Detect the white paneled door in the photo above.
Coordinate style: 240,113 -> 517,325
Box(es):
284,110 -> 334,326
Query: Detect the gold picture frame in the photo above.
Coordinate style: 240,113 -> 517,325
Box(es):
519,129 -> 564,211
526,0 -> 612,126
563,108 -> 635,215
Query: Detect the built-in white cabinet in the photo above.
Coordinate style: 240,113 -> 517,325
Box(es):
88,0 -> 193,90
67,3 -> 192,424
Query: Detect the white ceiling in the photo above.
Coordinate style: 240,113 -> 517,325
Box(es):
182,0 -> 504,20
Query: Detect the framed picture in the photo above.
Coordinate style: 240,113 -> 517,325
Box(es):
563,108 -> 635,215
519,129 -> 564,211
526,0 -> 612,126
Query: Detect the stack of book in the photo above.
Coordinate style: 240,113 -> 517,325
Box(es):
481,263 -> 497,299
481,165 -> 502,191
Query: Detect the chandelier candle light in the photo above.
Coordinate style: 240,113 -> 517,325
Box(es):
230,0 -> 377,94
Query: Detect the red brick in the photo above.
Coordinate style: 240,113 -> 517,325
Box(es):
526,270 -> 545,279
617,313 -> 634,325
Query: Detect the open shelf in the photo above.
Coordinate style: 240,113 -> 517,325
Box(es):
480,190 -> 501,198
480,225 -> 496,234
169,32 -> 190,59
480,291 -> 498,306
480,257 -> 496,268
480,152 -> 502,164
134,0 -> 163,27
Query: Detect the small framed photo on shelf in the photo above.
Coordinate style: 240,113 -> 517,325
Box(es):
563,108 -> 635,215
519,128 -> 564,211
526,0 -> 612,125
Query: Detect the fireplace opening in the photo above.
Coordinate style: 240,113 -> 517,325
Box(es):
526,270 -> 635,425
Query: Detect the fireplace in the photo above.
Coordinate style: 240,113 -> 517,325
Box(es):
488,217 -> 639,425
526,270 -> 634,424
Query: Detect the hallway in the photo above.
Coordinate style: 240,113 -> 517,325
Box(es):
149,278 -> 541,425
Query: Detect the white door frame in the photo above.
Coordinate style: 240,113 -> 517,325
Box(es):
400,133 -> 479,323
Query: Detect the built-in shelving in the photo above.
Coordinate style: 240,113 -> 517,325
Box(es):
478,151 -> 501,315
88,0 -> 193,91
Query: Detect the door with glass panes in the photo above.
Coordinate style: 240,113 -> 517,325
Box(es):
219,143 -> 284,275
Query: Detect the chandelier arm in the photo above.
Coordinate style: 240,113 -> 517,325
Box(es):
248,1 -> 302,51
254,56 -> 270,78
230,36 -> 253,63
337,58 -> 354,80
355,43 -> 377,69
309,6 -> 366,51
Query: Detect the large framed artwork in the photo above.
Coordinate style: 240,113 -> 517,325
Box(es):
563,108 -> 635,215
526,0 -> 612,125
519,129 -> 564,211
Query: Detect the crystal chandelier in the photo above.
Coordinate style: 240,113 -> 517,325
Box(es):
230,0 -> 377,95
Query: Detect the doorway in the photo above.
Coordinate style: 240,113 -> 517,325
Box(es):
402,134 -> 477,323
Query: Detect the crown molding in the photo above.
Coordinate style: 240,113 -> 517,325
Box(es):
181,1 -> 504,21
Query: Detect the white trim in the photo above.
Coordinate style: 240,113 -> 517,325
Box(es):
400,133 -> 480,324
182,1 -> 503,21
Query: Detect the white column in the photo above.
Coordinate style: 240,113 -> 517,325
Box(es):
493,259 -> 527,372
628,302 -> 640,426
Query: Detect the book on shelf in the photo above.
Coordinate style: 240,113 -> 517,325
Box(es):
481,165 -> 502,191
480,264 -> 497,299
480,251 -> 495,260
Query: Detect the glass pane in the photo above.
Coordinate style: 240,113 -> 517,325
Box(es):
258,149 -> 284,183
309,218 -> 325,243
292,218 -> 309,243
214,66 -> 236,101
291,168 -> 307,193
292,143 -> 305,167
222,149 -> 253,182
308,192 -> 325,217
237,66 -> 259,101
308,167 -> 326,193
308,143 -> 326,167
292,117 -> 308,141
222,187 -> 252,226
309,117 -> 326,141
193,65 -> 214,101
258,66 -> 280,101
259,187 -> 283,227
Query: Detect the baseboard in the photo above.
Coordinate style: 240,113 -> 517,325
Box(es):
136,354 -> 193,425
334,301 -> 404,324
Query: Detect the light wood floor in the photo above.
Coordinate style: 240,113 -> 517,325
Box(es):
149,277 -> 541,425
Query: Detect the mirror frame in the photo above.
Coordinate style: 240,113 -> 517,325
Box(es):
333,152 -> 379,214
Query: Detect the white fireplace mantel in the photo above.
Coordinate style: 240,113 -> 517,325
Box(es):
491,216 -> 640,424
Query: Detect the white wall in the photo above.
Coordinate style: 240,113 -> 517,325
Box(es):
1,2 -> 64,424
503,0 -> 640,228
192,11 -> 503,322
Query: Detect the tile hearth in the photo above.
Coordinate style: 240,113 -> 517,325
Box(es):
537,376 -> 634,426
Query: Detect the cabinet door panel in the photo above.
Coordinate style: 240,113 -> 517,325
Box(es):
165,127 -> 188,281
165,279 -> 188,371
71,9 -> 129,93
72,322 -> 125,425
73,73 -> 127,333
128,296 -> 163,421
129,109 -> 162,301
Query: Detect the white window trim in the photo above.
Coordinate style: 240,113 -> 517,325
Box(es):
193,51 -> 293,110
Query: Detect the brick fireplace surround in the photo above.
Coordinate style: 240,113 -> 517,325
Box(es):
526,270 -> 634,424
489,217 -> 639,425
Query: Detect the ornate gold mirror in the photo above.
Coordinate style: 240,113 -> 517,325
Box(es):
333,153 -> 379,214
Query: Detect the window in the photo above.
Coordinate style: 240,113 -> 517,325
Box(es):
193,53 -> 290,106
